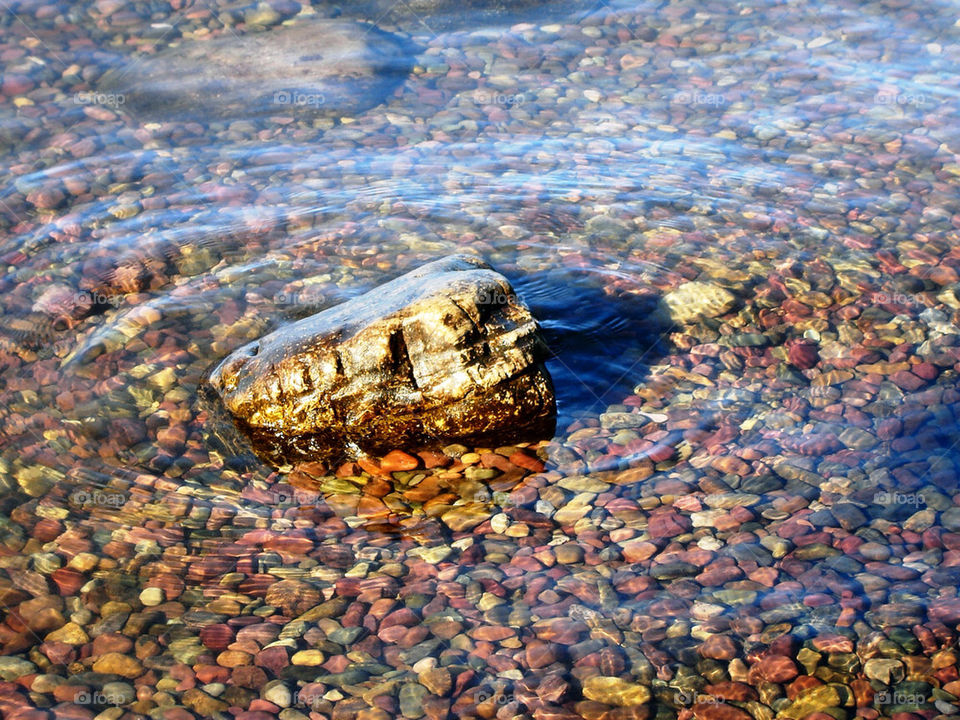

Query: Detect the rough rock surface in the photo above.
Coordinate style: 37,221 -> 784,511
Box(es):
97,19 -> 413,121
205,255 -> 556,463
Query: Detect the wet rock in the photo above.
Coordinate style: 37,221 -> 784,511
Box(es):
787,339 -> 820,369
98,19 -> 414,122
418,667 -> 451,696
582,676 -> 651,706
692,702 -> 752,720
699,635 -> 738,661
206,256 -> 556,463
754,655 -> 798,683
0,657 -> 36,681
341,0 -> 592,32
780,684 -> 841,719
182,687 -> 230,715
91,652 -> 143,678
400,683 -> 429,718
658,281 -> 736,324
264,580 -> 321,617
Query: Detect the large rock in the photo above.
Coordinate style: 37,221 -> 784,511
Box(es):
97,19 -> 413,122
337,0 -> 594,32
204,255 -> 556,464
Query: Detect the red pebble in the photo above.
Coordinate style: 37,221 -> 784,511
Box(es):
787,339 -> 820,369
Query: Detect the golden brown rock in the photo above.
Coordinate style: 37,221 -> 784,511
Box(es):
205,256 -> 556,464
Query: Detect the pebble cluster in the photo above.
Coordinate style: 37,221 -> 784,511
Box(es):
2,0 -> 960,719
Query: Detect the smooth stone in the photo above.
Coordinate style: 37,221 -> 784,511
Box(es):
91,653 -> 143,679
139,587 -> 164,607
206,256 -> 556,464
263,681 -> 293,708
780,685 -> 841,719
0,656 -> 37,680
97,19 -> 413,122
582,676 -> 651,706
399,683 -> 429,718
658,281 -> 736,324
291,650 -> 326,666
101,681 -> 136,705
599,412 -> 649,429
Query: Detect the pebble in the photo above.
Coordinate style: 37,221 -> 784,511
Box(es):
399,683 -> 429,718
582,676 -> 651,706
139,587 -> 164,606
662,281 -> 737,324
91,653 -> 143,679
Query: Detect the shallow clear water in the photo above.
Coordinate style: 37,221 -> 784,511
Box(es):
2,0 -> 960,717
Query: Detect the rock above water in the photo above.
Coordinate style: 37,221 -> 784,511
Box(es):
97,20 -> 413,121
205,255 -> 556,463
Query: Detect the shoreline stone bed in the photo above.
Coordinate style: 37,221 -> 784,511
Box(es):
2,0 -> 960,719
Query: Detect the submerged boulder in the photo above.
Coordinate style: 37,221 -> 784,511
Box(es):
336,0 -> 595,33
204,255 -> 556,464
97,19 -> 413,122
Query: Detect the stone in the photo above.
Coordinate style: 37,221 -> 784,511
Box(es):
692,702 -> 752,720
264,580 -> 321,617
787,339 -> 820,369
101,681 -> 136,705
418,667 -> 451,696
658,281 -> 736,324
337,0 -> 591,32
400,683 -> 429,718
780,684 -> 841,719
291,650 -> 326,666
582,676 -> 651,706
182,688 -> 230,716
381,450 -> 420,472
205,256 -> 556,464
91,652 -> 143,679
45,622 -> 89,645
97,20 -> 413,122
755,655 -> 798,683
864,658 -> 905,685
648,512 -> 691,539
599,412 -> 649,430
441,504 -> 490,532
139,587 -> 164,607
699,635 -> 738,661
263,681 -> 293,708
0,657 -> 37,681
